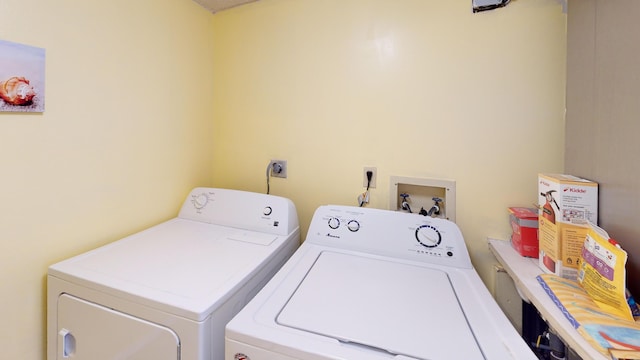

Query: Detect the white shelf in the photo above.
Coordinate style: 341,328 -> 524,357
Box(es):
488,238 -> 606,360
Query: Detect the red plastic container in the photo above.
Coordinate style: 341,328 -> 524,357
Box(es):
508,207 -> 539,258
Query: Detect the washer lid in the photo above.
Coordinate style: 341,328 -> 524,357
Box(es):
276,252 -> 485,360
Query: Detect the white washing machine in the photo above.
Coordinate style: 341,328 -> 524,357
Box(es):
47,187 -> 300,360
225,205 -> 538,360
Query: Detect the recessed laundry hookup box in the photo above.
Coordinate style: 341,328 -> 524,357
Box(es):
508,207 -> 538,258
538,174 -> 598,279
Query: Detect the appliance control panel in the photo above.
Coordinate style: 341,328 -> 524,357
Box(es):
178,187 -> 299,237
307,205 -> 472,268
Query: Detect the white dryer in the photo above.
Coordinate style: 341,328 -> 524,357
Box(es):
225,205 -> 537,360
47,187 -> 300,360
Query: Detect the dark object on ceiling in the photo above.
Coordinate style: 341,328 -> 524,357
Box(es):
472,0 -> 512,13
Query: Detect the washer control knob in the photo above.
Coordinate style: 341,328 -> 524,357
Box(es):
347,220 -> 360,232
263,206 -> 273,216
415,224 -> 442,248
193,193 -> 209,209
328,217 -> 340,229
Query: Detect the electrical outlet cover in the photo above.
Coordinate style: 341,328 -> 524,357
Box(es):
271,160 -> 287,178
363,167 -> 376,188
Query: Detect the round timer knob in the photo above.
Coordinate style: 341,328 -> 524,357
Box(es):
263,206 -> 273,216
415,224 -> 442,248
328,217 -> 340,229
193,193 -> 209,209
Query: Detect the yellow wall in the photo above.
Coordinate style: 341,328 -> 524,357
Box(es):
212,0 -> 566,289
0,1 -> 215,359
0,0 -> 566,358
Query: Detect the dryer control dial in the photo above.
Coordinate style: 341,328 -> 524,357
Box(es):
328,217 -> 340,229
415,224 -> 442,248
193,193 -> 210,209
263,206 -> 273,216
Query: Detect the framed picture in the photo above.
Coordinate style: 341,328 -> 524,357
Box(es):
0,39 -> 45,113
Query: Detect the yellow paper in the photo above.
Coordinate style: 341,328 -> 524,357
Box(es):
578,222 -> 633,321
538,274 -> 640,357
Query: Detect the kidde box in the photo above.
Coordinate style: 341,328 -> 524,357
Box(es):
538,174 -> 598,279
508,207 -> 539,258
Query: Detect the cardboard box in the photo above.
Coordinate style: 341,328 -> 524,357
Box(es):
508,207 -> 539,258
538,173 -> 598,279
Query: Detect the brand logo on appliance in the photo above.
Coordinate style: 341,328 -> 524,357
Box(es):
234,353 -> 250,360
564,187 -> 586,194
326,233 -> 340,239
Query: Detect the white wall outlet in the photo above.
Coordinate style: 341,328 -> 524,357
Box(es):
271,160 -> 287,178
363,167 -> 376,188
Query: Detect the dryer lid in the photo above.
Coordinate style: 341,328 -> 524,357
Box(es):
49,219 -> 282,320
276,251 -> 485,360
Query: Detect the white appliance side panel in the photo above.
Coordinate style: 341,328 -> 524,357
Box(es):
276,251 -> 484,360
57,294 -> 179,360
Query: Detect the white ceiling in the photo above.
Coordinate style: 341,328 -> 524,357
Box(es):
192,0 -> 259,13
